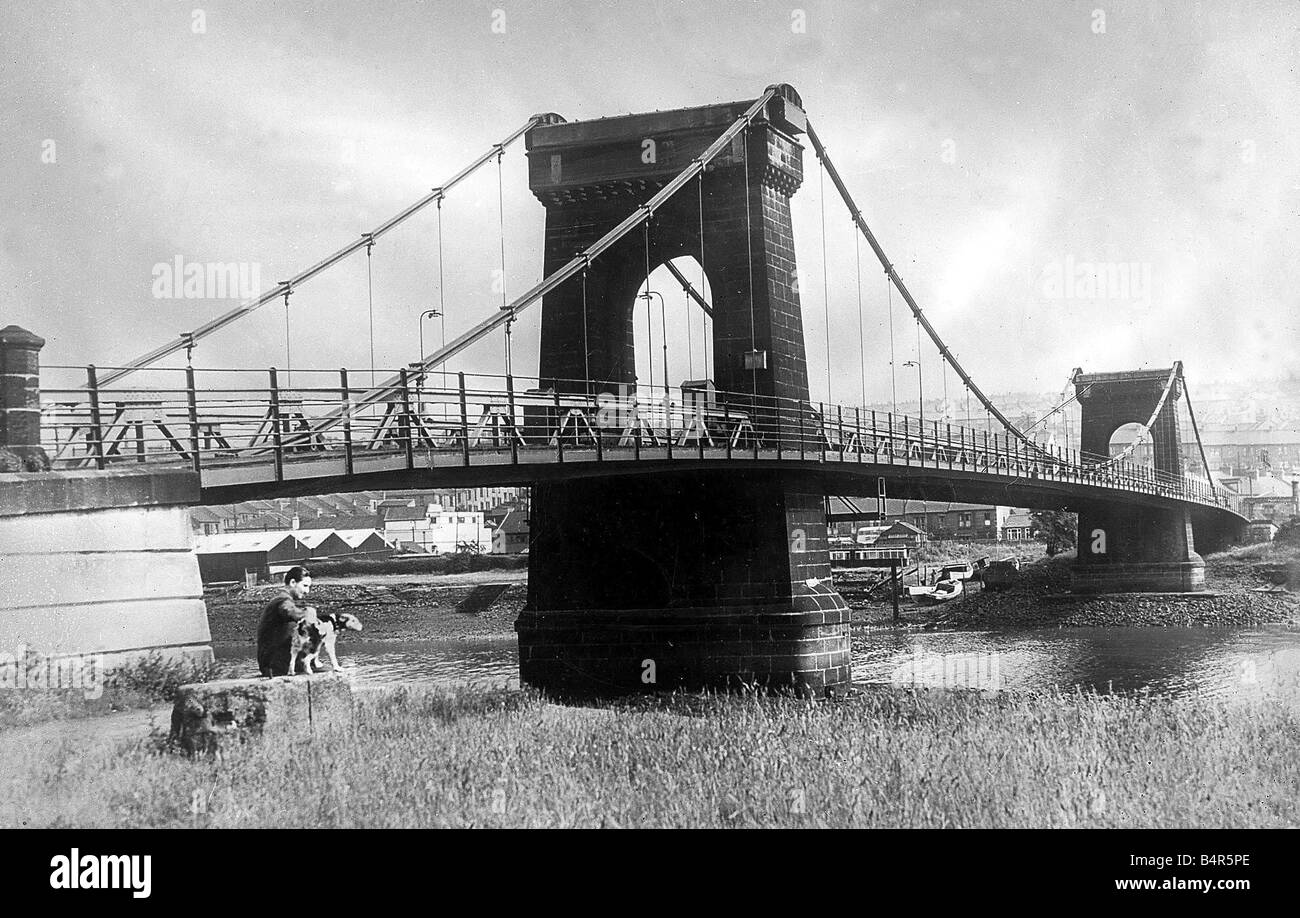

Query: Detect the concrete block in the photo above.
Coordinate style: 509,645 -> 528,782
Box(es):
169,672 -> 354,755
0,469 -> 200,516
0,551 -> 203,610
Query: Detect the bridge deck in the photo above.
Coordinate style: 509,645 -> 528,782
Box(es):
38,369 -> 1244,524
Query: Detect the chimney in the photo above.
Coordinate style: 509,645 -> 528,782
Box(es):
291,514 -> 300,530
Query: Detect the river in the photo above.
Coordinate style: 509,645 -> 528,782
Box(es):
213,623 -> 1300,707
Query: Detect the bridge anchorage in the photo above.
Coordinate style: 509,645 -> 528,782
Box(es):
517,85 -> 852,697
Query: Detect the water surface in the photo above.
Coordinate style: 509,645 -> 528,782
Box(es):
214,625 -> 1300,706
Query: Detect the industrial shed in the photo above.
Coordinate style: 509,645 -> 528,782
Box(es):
291,529 -> 352,560
334,529 -> 396,560
194,532 -> 309,584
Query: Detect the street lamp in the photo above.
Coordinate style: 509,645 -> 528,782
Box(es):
418,308 -> 443,418
639,290 -> 667,395
418,308 -> 443,366
903,360 -> 924,430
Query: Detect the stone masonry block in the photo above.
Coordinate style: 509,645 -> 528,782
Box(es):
170,672 -> 353,755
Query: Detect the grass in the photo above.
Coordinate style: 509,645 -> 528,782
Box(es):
4,684 -> 1297,828
1206,540 -> 1300,564
1205,541 -> 1300,589
0,653 -> 233,730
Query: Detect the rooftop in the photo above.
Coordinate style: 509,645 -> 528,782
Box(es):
383,506 -> 429,522
194,531 -> 303,554
333,529 -> 391,548
298,513 -> 382,530
291,530 -> 340,549
494,510 -> 530,535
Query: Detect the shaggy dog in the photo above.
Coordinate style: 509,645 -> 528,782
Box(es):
288,611 -> 363,675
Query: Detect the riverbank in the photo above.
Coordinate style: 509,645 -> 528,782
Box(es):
839,544 -> 1300,631
202,541 -> 1300,649
204,577 -> 526,646
5,683 -> 1296,828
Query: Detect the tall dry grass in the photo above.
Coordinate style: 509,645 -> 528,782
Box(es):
4,685 -> 1296,828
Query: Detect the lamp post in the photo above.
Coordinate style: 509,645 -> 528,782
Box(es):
418,308 -> 443,366
903,359 -> 923,430
639,290 -> 667,395
418,308 -> 442,417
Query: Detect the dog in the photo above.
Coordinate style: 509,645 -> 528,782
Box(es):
287,610 -> 363,675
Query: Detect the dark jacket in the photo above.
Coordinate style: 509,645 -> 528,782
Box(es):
256,592 -> 309,676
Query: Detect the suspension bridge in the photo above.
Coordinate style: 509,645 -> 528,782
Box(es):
5,84 -> 1247,696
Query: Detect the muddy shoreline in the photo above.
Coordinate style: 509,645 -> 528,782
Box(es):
204,579 -> 526,647
204,550 -> 1300,648
839,552 -> 1300,632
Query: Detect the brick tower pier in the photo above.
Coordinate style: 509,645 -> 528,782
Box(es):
1071,366 -> 1207,593
514,86 -> 852,696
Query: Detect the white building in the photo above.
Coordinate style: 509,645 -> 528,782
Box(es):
382,504 -> 491,554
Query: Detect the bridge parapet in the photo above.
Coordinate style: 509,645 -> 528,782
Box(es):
34,365 -> 1241,518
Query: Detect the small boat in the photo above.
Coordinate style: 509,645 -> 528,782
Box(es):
981,559 -> 1020,591
937,561 -> 977,582
914,579 -> 964,605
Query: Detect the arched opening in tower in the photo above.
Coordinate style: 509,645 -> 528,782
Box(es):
1108,421 -> 1155,468
631,256 -> 714,394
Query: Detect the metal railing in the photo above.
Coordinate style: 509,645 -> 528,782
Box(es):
35,365 -> 1241,514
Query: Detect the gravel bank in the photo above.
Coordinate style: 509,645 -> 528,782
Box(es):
835,550 -> 1300,632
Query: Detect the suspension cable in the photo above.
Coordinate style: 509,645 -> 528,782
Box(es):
819,155 -> 831,403
806,118 -> 1055,454
698,170 -> 709,381
100,115 -> 550,386
496,147 -> 511,376
365,234 -> 375,387
275,86 -> 783,448
282,286 -> 292,385
915,317 -> 923,419
942,358 -> 949,422
1083,364 -> 1180,469
581,263 -> 590,392
1021,384 -> 1090,436
1180,370 -> 1217,484
643,219 -> 654,391
1023,371 -> 1084,442
685,285 -> 694,380
661,260 -> 715,382
855,220 -> 866,409
409,89 -> 778,380
887,276 -> 897,415
436,198 -> 447,386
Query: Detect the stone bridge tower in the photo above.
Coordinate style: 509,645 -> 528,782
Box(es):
1072,366 -> 1205,592
514,86 -> 852,696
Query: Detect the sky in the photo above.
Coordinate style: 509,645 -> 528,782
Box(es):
2,0 -> 1298,408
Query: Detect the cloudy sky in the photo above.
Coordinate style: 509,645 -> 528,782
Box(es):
2,0 -> 1297,406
